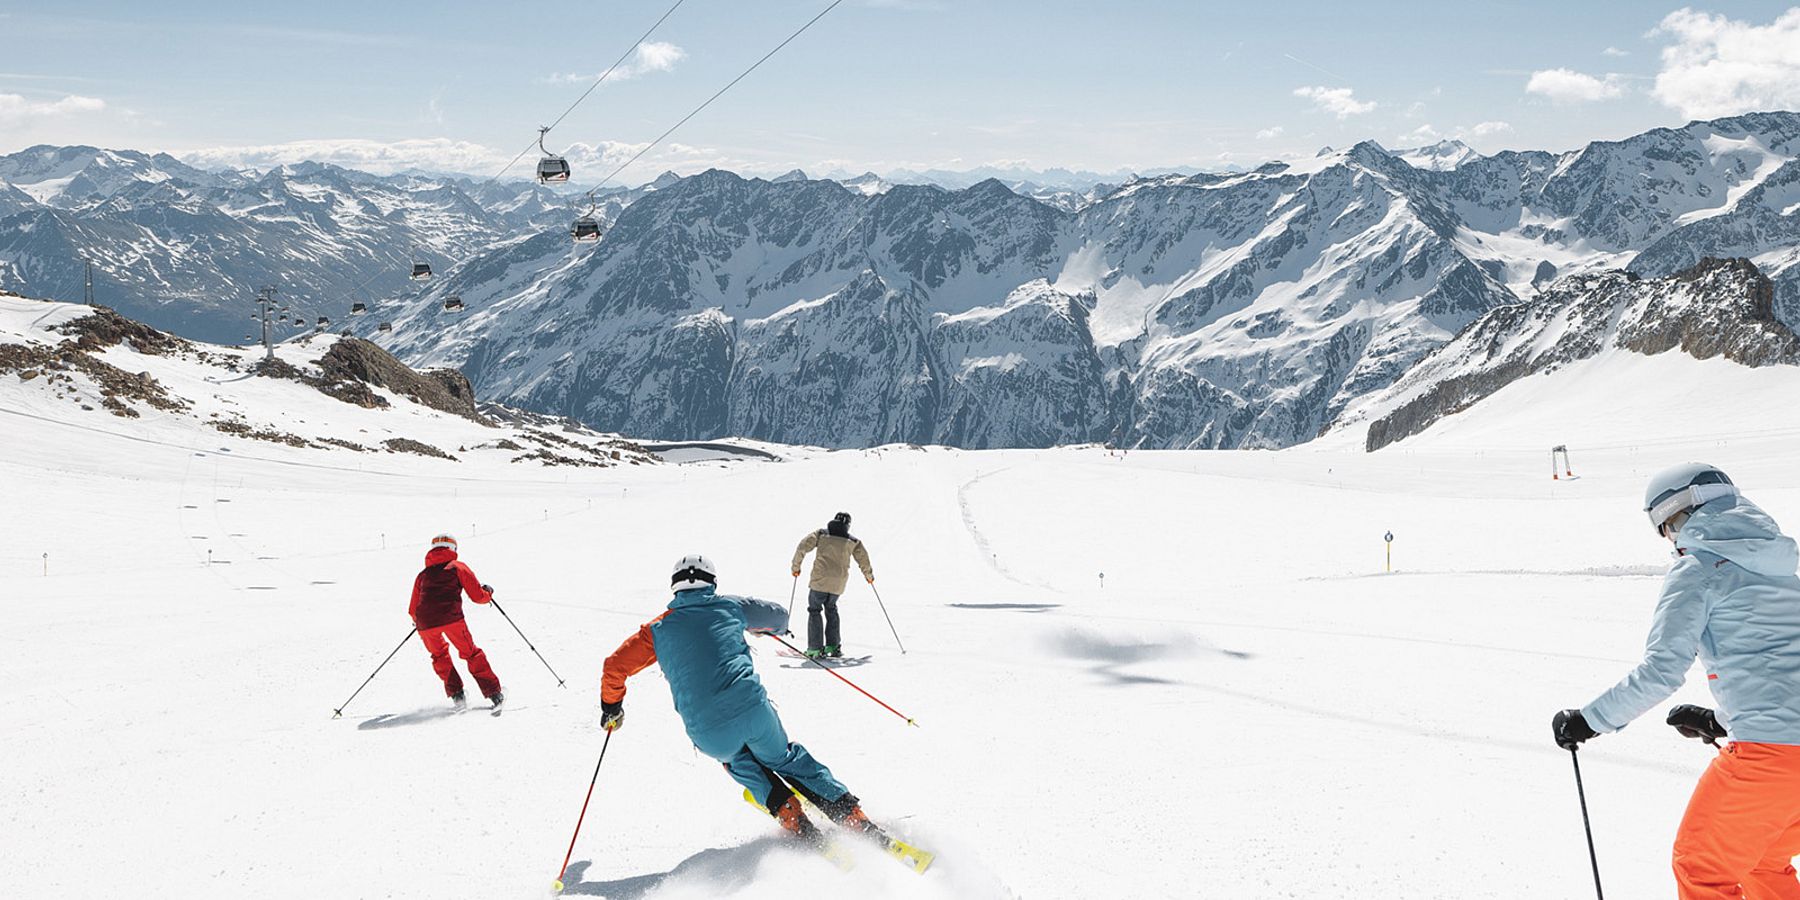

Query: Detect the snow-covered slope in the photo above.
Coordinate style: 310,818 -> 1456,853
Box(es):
8,318 -> 1800,897
0,294 -> 655,468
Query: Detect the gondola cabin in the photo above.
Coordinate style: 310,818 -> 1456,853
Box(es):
378,321 -> 393,332
350,302 -> 368,316
443,296 -> 466,313
410,263 -> 433,281
537,155 -> 571,183
571,216 -> 602,242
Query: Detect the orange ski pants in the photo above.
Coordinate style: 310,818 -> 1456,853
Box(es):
419,621 -> 501,699
1674,741 -> 1800,899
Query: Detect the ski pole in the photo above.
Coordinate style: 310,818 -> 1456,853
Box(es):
762,632 -> 918,727
868,582 -> 907,655
489,599 -> 566,687
1569,747 -> 1605,900
554,729 -> 614,894
787,574 -> 799,619
331,626 -> 418,718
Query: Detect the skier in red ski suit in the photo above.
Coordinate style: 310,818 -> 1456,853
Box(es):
410,534 -> 502,708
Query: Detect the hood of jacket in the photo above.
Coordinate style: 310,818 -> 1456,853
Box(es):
669,585 -> 719,609
1677,495 -> 1800,577
424,546 -> 458,567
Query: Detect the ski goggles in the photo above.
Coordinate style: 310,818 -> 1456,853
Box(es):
1646,483 -> 1738,533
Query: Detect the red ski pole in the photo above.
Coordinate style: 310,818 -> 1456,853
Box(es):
554,729 -> 614,893
762,632 -> 918,727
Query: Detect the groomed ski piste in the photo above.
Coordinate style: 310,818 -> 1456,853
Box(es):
7,295 -> 1800,897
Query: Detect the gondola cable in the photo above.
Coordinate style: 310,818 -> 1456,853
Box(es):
578,0 -> 846,201
486,0 -> 690,185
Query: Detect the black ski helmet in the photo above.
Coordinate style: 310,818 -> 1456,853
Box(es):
827,511 -> 851,537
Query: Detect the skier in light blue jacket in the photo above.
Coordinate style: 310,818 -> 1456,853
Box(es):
1552,463 -> 1800,900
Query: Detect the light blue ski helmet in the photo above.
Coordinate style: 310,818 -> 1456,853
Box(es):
1644,463 -> 1736,533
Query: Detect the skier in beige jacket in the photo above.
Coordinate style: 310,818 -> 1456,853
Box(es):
790,512 -> 875,658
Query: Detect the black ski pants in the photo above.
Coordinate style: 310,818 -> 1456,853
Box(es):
806,589 -> 841,650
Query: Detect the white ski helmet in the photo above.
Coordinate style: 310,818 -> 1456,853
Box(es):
430,533 -> 458,551
1644,463 -> 1737,533
671,554 -> 718,591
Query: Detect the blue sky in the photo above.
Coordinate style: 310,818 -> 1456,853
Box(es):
3,1 -> 1800,182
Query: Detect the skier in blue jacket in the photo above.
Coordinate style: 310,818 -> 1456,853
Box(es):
1553,463 -> 1800,899
600,555 -> 880,841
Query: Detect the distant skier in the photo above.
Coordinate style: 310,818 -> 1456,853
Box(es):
600,555 -> 881,841
410,534 -> 502,709
790,512 -> 875,658
1552,463 -> 1800,899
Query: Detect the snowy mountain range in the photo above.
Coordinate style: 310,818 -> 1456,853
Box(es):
1343,257 -> 1800,450
358,112 -> 1800,448
8,112 -> 1800,449
0,145 -> 644,345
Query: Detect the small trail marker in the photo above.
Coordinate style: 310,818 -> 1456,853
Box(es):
1384,531 -> 1394,573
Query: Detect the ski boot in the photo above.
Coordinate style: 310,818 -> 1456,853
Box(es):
824,644 -> 843,659
487,691 -> 504,710
449,691 -> 468,710
803,647 -> 827,660
773,795 -> 821,842
818,793 -> 935,873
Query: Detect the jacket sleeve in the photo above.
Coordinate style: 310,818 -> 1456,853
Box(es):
791,531 -> 819,573
602,620 -> 660,704
1582,558 -> 1711,732
408,573 -> 424,622
724,595 -> 790,635
853,540 -> 874,582
452,561 -> 492,604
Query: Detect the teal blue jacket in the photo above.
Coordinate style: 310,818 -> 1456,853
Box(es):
602,586 -> 789,746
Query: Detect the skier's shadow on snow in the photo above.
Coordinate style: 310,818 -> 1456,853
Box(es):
355,708 -> 459,730
1052,630 -> 1253,686
557,838 -> 788,897
778,656 -> 873,670
947,602 -> 1062,612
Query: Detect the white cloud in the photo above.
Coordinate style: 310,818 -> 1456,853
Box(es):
179,136 -> 756,184
1650,8 -> 1800,119
1397,124 -> 1440,145
1524,68 -> 1627,103
182,138 -> 514,176
1603,46 -> 1630,57
0,93 -> 105,125
1466,120 -> 1514,137
1255,126 -> 1284,140
548,41 -> 686,84
1292,85 -> 1376,119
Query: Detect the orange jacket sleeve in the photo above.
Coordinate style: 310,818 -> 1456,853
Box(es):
409,572 -> 424,621
451,561 -> 492,604
601,615 -> 665,704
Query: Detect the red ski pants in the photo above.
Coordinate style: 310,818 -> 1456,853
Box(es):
419,621 -> 501,699
1674,741 -> 1800,899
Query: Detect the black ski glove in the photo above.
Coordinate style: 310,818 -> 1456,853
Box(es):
601,700 -> 624,732
482,584 -> 495,596
1666,704 -> 1727,743
1552,708 -> 1597,750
